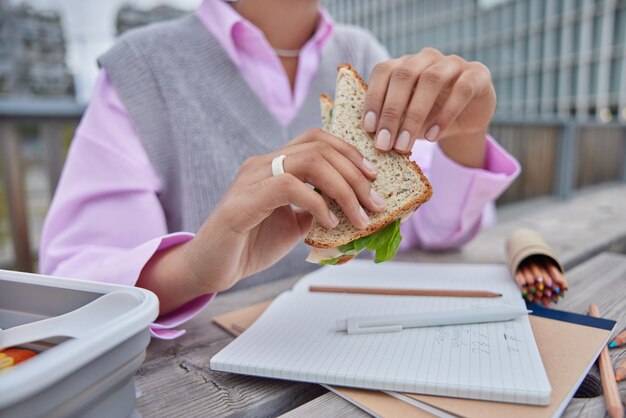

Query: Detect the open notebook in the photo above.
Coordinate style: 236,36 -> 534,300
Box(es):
210,261 -> 552,405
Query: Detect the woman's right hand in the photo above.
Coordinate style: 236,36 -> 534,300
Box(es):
139,128 -> 386,313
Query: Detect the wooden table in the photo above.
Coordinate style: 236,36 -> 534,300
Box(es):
136,186 -> 626,417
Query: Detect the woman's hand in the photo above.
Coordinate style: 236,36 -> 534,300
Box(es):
363,48 -> 495,167
139,129 -> 385,312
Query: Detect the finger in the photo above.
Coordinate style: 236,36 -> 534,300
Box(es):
240,138 -> 372,186
418,67 -> 490,145
362,59 -> 397,134
319,145 -> 385,212
289,128 -> 378,179
284,152 -> 371,229
394,55 -> 464,151
276,141 -> 384,212
375,55 -> 434,151
233,173 -> 338,232
241,143 -> 384,213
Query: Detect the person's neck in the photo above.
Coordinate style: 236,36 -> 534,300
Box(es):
232,0 -> 320,51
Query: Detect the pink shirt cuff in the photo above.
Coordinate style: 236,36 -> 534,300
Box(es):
84,231 -> 213,339
401,135 -> 520,250
142,233 -> 215,339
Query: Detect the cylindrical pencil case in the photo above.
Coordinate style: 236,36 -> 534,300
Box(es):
505,228 -> 563,276
505,228 -> 568,305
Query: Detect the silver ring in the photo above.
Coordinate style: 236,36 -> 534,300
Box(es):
271,154 -> 287,176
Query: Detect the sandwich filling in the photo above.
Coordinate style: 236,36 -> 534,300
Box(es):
307,210 -> 414,264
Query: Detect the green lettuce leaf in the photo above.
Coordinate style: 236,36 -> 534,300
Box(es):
374,219 -> 402,263
336,218 -> 402,264
319,257 -> 342,265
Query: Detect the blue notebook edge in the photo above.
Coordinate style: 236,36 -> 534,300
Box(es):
526,303 -> 617,331
526,303 -> 617,418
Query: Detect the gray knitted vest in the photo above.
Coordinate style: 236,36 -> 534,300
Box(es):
99,14 -> 387,290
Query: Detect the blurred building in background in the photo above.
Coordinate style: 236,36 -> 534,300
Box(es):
0,3 -> 75,99
325,0 -> 626,122
116,4 -> 187,36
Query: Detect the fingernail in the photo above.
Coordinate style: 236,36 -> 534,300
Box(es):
363,111 -> 377,132
362,158 -> 377,175
395,130 -> 411,152
375,129 -> 391,150
329,210 -> 339,227
359,206 -> 371,227
425,124 -> 440,142
370,188 -> 385,209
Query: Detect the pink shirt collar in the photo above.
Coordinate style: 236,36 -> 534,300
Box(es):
195,0 -> 334,70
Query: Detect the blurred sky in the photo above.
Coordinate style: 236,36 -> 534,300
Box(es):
11,0 -> 202,102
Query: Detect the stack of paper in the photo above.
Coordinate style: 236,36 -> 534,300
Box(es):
211,261 -> 552,405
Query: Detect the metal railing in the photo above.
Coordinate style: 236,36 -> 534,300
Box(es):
1,102 -> 625,273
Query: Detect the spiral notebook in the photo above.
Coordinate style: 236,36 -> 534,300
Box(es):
210,261 -> 552,405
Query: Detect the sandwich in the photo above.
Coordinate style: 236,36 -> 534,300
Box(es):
305,64 -> 432,265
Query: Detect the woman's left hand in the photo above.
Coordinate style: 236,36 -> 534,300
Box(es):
362,48 -> 496,154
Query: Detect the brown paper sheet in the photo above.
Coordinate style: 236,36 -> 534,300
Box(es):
213,301 -> 610,418
407,316 -> 609,417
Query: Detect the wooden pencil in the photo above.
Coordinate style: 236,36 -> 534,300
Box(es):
515,270 -> 527,287
538,264 -> 554,288
529,263 -> 545,291
588,304 -> 624,418
616,357 -> 626,382
514,270 -> 528,296
547,262 -> 569,290
521,265 -> 536,294
540,260 -> 559,294
308,286 -> 502,298
609,328 -> 626,348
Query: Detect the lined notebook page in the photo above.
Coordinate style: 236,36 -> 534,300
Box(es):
211,262 -> 551,405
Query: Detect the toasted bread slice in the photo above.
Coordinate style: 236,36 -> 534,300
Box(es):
320,93 -> 333,132
305,64 -> 432,249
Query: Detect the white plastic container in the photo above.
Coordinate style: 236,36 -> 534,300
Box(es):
0,269 -> 159,418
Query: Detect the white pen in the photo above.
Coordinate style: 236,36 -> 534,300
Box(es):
336,305 -> 531,335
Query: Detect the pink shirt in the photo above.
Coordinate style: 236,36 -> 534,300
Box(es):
40,0 -> 520,339
196,0 -> 333,125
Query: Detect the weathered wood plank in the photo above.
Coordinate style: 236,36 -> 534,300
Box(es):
278,392 -> 370,418
395,184 -> 626,270
492,124 -> 559,203
136,335 -> 325,417
0,123 -> 32,272
488,123 -> 626,203
558,253 -> 626,418
577,126 -> 625,188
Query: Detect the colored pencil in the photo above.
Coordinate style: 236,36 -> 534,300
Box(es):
512,259 -> 569,306
589,304 -> 624,418
609,328 -> 626,348
616,357 -> 626,382
546,261 -> 569,290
